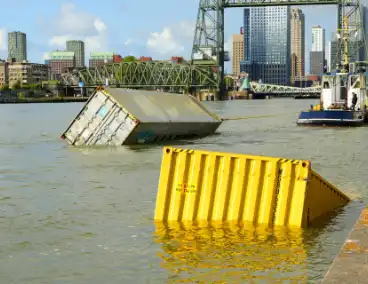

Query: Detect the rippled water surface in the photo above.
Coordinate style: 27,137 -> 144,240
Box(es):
0,99 -> 366,283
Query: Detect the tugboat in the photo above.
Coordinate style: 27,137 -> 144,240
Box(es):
296,15 -> 368,127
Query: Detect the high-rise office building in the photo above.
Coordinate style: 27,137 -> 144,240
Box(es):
290,8 -> 305,83
311,25 -> 325,53
8,31 -> 27,62
66,40 -> 85,68
232,33 -> 244,76
240,6 -> 291,85
310,26 -> 325,75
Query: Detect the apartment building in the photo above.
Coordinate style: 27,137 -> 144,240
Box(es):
0,60 -> 9,87
8,62 -> 50,87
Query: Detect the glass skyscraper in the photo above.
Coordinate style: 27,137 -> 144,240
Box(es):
240,6 -> 290,85
8,31 -> 27,62
66,40 -> 85,68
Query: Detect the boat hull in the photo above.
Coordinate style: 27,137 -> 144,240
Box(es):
297,110 -> 365,127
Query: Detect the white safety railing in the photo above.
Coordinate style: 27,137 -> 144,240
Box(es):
250,82 -> 321,94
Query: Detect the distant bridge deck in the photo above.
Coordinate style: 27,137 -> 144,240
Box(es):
60,61 -> 321,95
250,82 -> 321,95
60,61 -> 217,89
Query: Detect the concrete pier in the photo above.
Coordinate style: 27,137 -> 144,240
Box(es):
322,207 -> 368,283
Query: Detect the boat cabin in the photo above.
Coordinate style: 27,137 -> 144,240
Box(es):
320,71 -> 367,111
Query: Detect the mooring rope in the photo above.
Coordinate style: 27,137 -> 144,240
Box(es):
221,112 -> 299,121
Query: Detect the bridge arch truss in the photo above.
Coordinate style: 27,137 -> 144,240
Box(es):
61,61 -> 218,89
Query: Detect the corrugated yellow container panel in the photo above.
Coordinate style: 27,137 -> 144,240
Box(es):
154,147 -> 350,228
304,170 -> 350,224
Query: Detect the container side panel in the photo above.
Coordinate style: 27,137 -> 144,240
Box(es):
273,163 -> 295,226
181,152 -> 206,221
242,159 -> 264,223
188,95 -> 222,121
63,91 -> 113,145
154,147 -> 314,227
104,88 -> 221,123
257,161 -> 279,225
82,98 -> 115,145
155,148 -> 178,222
305,170 -> 350,225
87,104 -> 136,146
106,110 -> 136,146
155,147 -> 349,227
124,121 -> 222,145
286,161 -> 310,227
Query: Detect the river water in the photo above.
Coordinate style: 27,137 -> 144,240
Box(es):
0,99 -> 366,283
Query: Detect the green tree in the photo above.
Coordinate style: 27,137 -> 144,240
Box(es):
224,77 -> 234,88
27,83 -> 41,90
0,84 -> 9,91
123,55 -> 137,62
12,80 -> 21,89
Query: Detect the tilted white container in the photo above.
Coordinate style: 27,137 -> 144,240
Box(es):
61,88 -> 223,146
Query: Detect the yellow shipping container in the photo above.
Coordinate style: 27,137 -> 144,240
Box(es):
154,147 -> 350,227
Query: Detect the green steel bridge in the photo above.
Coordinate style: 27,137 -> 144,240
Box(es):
60,61 -> 217,89
60,61 -> 321,94
60,0 -> 362,98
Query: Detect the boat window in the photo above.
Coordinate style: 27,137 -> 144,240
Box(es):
323,81 -> 330,88
351,76 -> 357,86
340,88 -> 347,100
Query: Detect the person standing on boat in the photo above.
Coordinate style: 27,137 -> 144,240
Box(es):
351,93 -> 358,110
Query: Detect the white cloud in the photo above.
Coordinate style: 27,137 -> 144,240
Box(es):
125,38 -> 134,45
178,21 -> 195,37
146,21 -> 195,57
224,38 -> 232,53
93,19 -> 107,32
43,52 -> 51,60
47,3 -> 109,59
0,27 -> 7,59
0,27 -> 7,50
51,3 -> 100,37
49,35 -> 70,48
147,28 -> 184,55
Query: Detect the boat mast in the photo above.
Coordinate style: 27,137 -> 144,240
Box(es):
341,15 -> 350,73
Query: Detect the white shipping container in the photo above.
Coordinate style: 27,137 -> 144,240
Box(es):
61,88 -> 223,146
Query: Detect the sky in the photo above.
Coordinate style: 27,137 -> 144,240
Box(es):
0,0 -> 348,73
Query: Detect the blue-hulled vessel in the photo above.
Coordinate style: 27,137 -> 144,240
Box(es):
297,13 -> 368,127
297,68 -> 368,126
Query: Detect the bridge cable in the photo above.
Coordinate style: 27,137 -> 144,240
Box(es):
221,112 -> 300,121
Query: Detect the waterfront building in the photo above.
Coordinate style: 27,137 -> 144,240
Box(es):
8,62 -> 50,87
66,40 -> 85,68
232,33 -> 244,76
8,31 -> 27,62
89,52 -> 114,68
290,8 -> 305,83
240,6 -> 291,85
310,25 -> 326,75
0,60 -> 9,87
49,51 -> 75,80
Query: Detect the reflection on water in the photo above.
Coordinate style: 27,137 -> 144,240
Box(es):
154,222 -> 308,283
